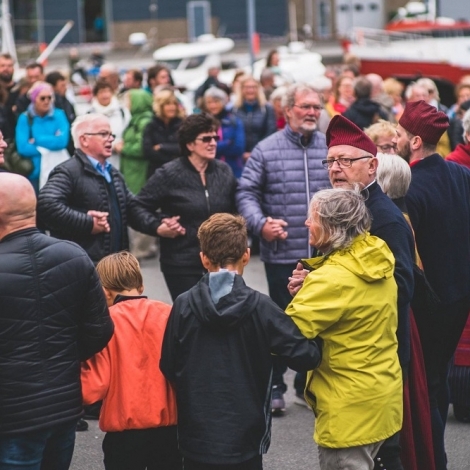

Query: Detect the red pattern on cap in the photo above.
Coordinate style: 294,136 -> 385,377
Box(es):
326,115 -> 377,156
398,100 -> 449,145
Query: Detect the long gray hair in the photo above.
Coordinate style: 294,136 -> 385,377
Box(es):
309,188 -> 371,254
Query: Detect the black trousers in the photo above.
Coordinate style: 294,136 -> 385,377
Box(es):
102,426 -> 181,470
413,294 -> 470,470
264,262 -> 297,393
183,455 -> 262,470
162,266 -> 204,302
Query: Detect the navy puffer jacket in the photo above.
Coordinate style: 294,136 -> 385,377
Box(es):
0,228 -> 113,434
236,125 -> 330,264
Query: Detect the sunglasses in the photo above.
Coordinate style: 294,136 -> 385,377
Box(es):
38,95 -> 52,102
196,135 -> 220,143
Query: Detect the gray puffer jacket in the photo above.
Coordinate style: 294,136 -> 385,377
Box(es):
236,125 -> 330,264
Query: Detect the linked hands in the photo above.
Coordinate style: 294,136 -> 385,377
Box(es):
157,216 -> 186,238
261,216 -> 288,242
88,210 -> 110,234
287,262 -> 309,297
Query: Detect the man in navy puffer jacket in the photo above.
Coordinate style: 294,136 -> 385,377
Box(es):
236,83 -> 329,413
0,173 -> 113,469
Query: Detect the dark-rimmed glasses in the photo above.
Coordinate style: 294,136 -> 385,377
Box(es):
39,95 -> 52,102
84,132 -> 116,140
322,156 -> 372,169
196,135 -> 220,143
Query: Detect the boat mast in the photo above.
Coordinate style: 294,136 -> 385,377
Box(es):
1,0 -> 17,65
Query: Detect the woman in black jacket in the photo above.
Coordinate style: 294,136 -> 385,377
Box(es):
143,88 -> 184,178
131,113 -> 237,301
233,76 -> 276,162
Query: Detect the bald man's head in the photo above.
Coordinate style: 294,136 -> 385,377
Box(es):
0,174 -> 36,237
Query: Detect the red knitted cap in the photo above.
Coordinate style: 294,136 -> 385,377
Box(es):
398,100 -> 449,144
326,115 -> 377,156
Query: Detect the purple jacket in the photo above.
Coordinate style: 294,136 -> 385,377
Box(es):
236,125 -> 330,264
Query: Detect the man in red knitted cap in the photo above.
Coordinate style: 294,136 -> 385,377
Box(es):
289,115 -> 415,470
398,99 -> 470,470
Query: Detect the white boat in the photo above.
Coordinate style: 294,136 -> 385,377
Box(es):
153,34 -> 235,89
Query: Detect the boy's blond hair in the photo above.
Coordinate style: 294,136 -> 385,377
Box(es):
96,251 -> 143,292
198,213 -> 248,267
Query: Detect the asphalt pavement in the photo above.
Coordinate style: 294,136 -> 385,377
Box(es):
70,253 -> 470,470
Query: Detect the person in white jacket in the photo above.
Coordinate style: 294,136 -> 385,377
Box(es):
87,79 -> 130,170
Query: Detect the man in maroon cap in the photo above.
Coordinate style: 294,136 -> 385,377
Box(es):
397,99 -> 470,470
290,114 -> 415,470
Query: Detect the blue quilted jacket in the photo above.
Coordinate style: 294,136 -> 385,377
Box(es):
236,125 -> 330,264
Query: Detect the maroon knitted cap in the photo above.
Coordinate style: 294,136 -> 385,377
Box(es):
326,115 -> 377,156
398,100 -> 449,144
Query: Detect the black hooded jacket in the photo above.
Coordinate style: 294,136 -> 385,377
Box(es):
160,272 -> 321,465
343,98 -> 389,130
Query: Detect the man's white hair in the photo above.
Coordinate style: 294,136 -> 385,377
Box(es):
71,113 -> 109,148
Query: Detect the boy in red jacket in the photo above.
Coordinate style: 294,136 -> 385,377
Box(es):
81,252 -> 180,470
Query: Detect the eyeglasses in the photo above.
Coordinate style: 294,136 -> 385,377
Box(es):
377,144 -> 397,152
84,132 -> 116,140
38,95 -> 52,102
196,135 -> 220,143
322,156 -> 372,169
293,104 -> 323,112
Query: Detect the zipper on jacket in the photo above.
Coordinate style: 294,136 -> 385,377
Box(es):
204,186 -> 210,214
302,146 -> 312,258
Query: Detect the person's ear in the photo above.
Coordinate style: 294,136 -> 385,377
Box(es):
411,135 -> 423,150
186,141 -> 195,154
102,287 -> 114,304
242,248 -> 251,267
200,252 -> 212,270
137,285 -> 144,295
369,156 -> 379,173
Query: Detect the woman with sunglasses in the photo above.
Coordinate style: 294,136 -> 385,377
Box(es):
15,81 -> 70,193
130,113 -> 237,301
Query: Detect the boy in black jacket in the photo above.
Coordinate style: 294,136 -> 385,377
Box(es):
160,213 -> 322,470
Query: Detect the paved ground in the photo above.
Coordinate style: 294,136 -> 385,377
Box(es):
70,254 -> 470,469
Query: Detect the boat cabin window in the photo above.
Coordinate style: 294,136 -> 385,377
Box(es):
162,59 -> 182,70
186,56 -> 206,69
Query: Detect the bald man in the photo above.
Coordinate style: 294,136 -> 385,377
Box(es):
0,173 -> 113,469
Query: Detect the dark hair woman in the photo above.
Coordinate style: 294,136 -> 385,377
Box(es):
130,112 -> 237,301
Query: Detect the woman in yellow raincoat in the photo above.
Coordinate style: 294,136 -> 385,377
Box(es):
286,188 -> 402,470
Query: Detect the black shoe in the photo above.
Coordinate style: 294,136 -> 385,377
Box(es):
454,404 -> 470,423
76,418 -> 89,432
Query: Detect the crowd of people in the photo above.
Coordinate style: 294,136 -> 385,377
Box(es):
2,46 -> 470,470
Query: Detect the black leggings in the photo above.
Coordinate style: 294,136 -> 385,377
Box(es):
162,268 -> 204,302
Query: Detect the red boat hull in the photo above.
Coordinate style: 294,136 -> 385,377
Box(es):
358,59 -> 470,85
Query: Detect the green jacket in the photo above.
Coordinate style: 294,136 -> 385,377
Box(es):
286,234 -> 403,448
121,89 -> 153,194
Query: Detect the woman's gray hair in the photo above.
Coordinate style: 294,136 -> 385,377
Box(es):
203,86 -> 228,103
309,188 -> 371,254
376,152 -> 411,200
71,113 -> 108,148
281,83 -> 322,109
462,108 -> 470,143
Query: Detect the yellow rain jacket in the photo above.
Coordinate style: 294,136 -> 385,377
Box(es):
286,234 -> 403,448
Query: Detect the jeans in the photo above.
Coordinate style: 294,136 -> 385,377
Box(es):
0,420 -> 77,470
318,441 -> 384,470
264,263 -> 297,392
103,426 -> 181,470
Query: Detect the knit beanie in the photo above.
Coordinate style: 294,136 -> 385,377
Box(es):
326,115 -> 377,156
398,100 -> 449,144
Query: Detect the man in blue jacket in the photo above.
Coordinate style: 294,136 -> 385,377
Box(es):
236,83 -> 329,413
